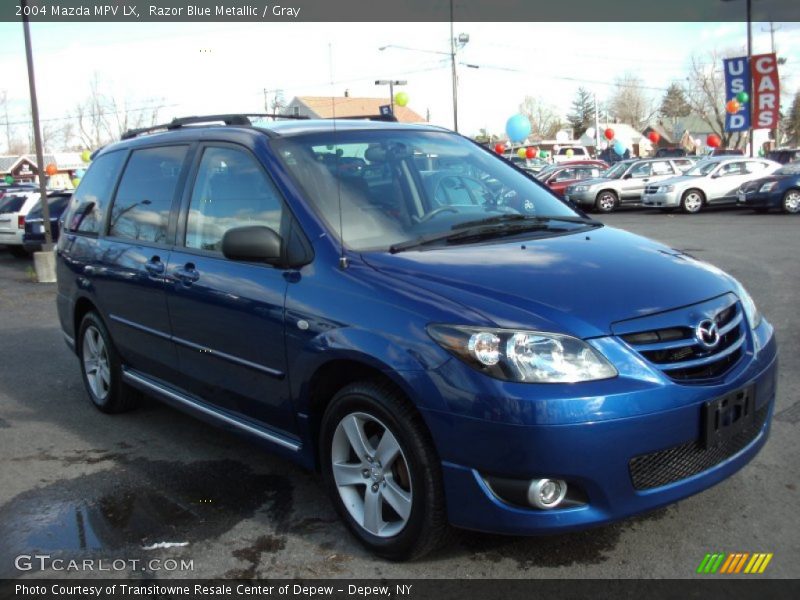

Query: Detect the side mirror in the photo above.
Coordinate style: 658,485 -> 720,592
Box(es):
623,173 -> 632,179
222,225 -> 282,264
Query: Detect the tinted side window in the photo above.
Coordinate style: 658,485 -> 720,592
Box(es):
64,151 -> 126,234
185,146 -> 285,253
109,146 -> 187,243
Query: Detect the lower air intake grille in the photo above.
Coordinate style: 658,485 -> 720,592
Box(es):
629,403 -> 768,490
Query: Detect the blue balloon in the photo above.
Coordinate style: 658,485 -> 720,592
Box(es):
505,114 -> 532,143
75,169 -> 86,178
613,140 -> 626,155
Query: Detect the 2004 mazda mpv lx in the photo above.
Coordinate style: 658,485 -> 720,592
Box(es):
56,115 -> 777,560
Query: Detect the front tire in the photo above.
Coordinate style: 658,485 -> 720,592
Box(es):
680,189 -> 704,214
320,381 -> 448,560
77,312 -> 138,414
594,190 -> 618,213
782,189 -> 800,214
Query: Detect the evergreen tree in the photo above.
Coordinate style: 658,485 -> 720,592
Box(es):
659,83 -> 692,120
567,87 -> 595,138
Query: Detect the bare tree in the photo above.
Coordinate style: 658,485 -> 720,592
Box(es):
684,50 -> 747,149
609,73 -> 656,130
519,96 -> 561,139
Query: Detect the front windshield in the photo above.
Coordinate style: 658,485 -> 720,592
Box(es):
686,160 -> 718,176
273,130 -> 582,251
602,162 -> 630,179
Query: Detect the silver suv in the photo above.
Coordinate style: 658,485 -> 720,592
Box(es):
564,158 -> 695,213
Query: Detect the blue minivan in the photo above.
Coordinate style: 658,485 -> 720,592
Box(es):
56,115 -> 777,560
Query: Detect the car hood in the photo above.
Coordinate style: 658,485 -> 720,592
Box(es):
361,226 -> 735,338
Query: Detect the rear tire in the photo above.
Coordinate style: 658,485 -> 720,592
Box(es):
77,312 -> 138,414
782,189 -> 800,214
594,190 -> 618,213
680,189 -> 704,214
320,380 -> 449,560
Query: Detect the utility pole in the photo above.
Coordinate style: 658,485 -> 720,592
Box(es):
746,0 -> 753,157
21,0 -> 52,250
449,0 -> 458,132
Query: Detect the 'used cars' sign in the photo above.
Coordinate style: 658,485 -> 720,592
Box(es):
751,53 -> 780,130
723,57 -> 751,132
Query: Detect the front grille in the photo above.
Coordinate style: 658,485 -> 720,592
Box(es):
629,403 -> 768,490
620,301 -> 746,382
644,185 -> 659,194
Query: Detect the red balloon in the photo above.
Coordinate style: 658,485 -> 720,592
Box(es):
525,147 -> 536,159
494,143 -> 506,154
707,134 -> 722,148
604,128 -> 615,140
647,131 -> 660,144
45,163 -> 57,176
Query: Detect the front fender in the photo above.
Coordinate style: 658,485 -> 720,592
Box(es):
287,325 -> 451,415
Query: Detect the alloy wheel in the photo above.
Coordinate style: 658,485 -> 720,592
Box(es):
783,190 -> 800,214
596,192 -> 616,212
683,191 -> 703,213
331,412 -> 413,538
82,325 -> 111,401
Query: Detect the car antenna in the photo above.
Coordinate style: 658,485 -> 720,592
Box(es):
329,42 -> 348,270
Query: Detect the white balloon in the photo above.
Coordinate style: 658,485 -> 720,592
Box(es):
584,127 -> 595,138
555,130 -> 569,143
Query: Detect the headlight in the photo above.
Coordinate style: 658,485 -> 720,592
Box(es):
572,185 -> 589,193
657,185 -> 674,193
428,325 -> 617,383
759,181 -> 777,192
732,280 -> 761,329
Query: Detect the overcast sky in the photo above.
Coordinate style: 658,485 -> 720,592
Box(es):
0,20 -> 798,140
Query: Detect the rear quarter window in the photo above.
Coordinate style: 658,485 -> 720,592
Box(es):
64,151 -> 127,234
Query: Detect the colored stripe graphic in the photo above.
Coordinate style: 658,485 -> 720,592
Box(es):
698,552 -> 772,574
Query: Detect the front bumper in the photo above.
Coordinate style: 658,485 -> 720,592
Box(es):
737,189 -> 781,208
564,190 -> 597,207
643,191 -> 681,207
419,322 -> 777,535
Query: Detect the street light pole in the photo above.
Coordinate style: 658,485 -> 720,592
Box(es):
449,1 -> 458,132
375,79 -> 407,115
746,0 -> 753,157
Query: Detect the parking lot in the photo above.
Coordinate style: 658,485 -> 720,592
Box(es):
0,210 -> 797,580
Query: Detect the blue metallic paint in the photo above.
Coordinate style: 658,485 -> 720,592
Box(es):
56,123 -> 778,536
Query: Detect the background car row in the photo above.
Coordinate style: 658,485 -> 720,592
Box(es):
553,156 -> 799,215
0,185 -> 71,256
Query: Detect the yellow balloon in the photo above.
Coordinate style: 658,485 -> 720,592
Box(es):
72,178 -> 81,188
80,150 -> 91,163
566,148 -> 575,157
517,148 -> 527,159
394,91 -> 409,107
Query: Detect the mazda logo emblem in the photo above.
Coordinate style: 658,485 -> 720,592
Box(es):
695,319 -> 721,349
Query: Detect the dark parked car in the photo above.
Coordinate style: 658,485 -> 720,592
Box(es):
57,114 -> 777,560
536,161 -> 609,198
766,148 -> 800,165
709,148 -> 745,157
654,147 -> 687,158
737,164 -> 800,213
22,191 -> 72,252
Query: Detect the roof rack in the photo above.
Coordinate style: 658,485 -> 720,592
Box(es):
120,111 -> 399,140
120,113 -> 309,140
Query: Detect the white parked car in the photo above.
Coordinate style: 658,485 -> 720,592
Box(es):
641,157 -> 782,214
552,145 -> 590,164
0,190 -> 41,256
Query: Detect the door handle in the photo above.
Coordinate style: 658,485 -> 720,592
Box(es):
144,257 -> 165,276
174,263 -> 200,284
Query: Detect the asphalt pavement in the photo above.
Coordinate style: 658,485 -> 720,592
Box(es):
0,209 -> 798,580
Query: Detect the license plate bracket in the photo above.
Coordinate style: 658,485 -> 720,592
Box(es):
703,385 -> 755,448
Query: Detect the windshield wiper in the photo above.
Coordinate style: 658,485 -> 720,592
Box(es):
388,215 -> 599,254
452,214 -> 600,230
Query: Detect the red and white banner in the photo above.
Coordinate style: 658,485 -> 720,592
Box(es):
751,53 -> 780,129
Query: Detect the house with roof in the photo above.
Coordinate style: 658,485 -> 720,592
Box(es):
0,152 -> 85,189
284,95 -> 426,123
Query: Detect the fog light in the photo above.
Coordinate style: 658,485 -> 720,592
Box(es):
527,478 -> 567,509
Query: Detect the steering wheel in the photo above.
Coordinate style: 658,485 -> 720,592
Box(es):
418,206 -> 460,223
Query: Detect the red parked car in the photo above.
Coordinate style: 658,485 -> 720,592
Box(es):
536,160 -> 609,197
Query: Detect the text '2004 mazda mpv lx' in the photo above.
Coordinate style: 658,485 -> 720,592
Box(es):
56,115 -> 777,560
